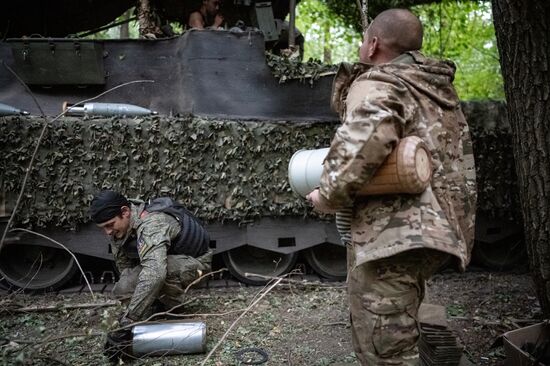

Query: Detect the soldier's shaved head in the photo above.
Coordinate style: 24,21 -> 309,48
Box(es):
370,9 -> 423,53
359,8 -> 423,64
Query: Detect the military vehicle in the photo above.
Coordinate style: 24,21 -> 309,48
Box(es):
0,0 -> 524,291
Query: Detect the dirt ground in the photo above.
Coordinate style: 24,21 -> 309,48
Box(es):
0,269 -> 540,366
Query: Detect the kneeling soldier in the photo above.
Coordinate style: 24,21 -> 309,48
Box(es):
90,190 -> 212,324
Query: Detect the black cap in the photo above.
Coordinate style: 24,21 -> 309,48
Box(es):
89,190 -> 129,224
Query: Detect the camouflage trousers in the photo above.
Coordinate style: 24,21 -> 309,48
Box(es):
348,248 -> 449,366
113,250 -> 213,311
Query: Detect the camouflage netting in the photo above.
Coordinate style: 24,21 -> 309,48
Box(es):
266,52 -> 338,85
462,101 -> 521,224
0,101 -> 519,229
0,115 -> 335,229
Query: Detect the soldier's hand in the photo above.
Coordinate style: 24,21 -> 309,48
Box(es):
306,189 -> 337,214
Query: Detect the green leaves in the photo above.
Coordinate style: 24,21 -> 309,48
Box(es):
416,1 -> 504,100
296,0 -> 360,64
297,0 -> 503,100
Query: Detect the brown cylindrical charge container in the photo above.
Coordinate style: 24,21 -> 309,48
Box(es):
359,136 -> 432,195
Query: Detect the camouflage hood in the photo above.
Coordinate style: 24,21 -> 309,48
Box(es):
331,51 -> 459,119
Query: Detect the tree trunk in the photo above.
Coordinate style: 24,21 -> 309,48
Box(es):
492,0 -> 550,315
323,21 -> 332,64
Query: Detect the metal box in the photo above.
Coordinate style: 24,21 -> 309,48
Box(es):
8,38 -> 105,85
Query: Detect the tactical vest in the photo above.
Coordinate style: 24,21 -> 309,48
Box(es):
124,197 -> 210,258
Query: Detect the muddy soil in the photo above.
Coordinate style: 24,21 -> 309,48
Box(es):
0,269 -> 539,365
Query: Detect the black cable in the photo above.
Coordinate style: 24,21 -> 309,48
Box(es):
234,347 -> 269,365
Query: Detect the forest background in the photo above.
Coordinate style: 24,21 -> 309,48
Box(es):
94,0 -> 503,101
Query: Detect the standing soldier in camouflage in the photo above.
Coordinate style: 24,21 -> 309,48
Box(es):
90,190 -> 212,324
307,9 -> 476,365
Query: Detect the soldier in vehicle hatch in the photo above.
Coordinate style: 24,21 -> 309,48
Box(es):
307,9 -> 476,365
90,190 -> 212,324
188,0 -> 225,30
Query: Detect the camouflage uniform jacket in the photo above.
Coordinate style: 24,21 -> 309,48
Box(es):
111,201 -> 181,320
319,51 -> 476,271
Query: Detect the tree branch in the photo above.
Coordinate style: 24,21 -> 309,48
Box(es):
1,300 -> 119,314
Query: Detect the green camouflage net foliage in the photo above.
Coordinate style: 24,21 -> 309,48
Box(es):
0,101 -> 519,230
265,52 -> 338,85
462,101 -> 521,224
0,116 -> 335,229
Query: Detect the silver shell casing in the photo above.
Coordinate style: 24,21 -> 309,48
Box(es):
131,321 -> 207,357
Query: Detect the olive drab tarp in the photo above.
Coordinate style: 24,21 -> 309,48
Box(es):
0,31 -> 335,120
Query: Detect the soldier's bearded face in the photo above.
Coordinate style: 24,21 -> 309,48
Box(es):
97,207 -> 131,239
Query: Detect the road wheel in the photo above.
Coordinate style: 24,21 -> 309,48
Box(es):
222,246 -> 298,285
0,244 -> 78,291
472,234 -> 527,271
304,243 -> 347,281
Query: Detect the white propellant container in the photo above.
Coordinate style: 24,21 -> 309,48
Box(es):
288,147 -> 329,198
